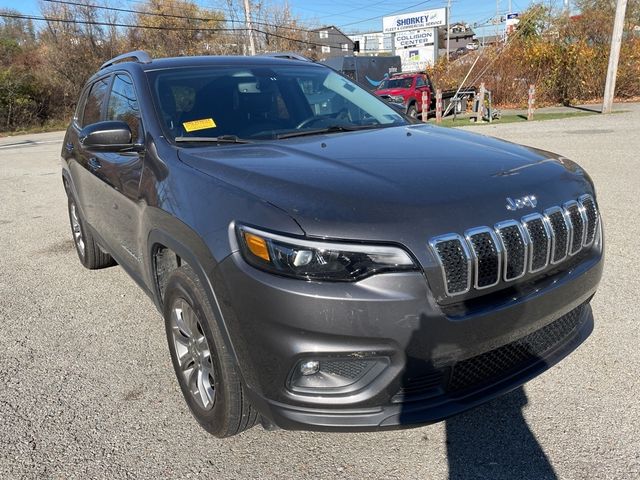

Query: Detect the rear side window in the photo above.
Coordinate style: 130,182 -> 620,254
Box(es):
82,77 -> 110,127
106,74 -> 141,140
415,76 -> 426,88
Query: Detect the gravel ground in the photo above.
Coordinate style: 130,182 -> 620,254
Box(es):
1,108 -> 639,480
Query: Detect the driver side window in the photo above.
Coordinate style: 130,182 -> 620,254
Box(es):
81,77 -> 110,127
106,74 -> 141,141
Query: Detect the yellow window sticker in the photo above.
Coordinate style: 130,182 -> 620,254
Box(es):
182,118 -> 217,132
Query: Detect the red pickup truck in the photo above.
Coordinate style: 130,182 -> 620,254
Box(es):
374,73 -> 432,118
375,73 -> 473,119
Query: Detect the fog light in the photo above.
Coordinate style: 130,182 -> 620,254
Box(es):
288,357 -> 390,395
300,360 -> 320,376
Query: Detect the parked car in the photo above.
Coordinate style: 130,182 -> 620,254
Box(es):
62,51 -> 603,437
374,73 -> 432,118
375,73 -> 474,118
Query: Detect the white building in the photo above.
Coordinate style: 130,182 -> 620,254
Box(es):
347,31 -> 393,55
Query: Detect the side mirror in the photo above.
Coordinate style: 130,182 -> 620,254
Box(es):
79,121 -> 139,151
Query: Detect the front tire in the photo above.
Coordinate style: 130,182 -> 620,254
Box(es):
406,104 -> 418,119
163,265 -> 259,437
67,196 -> 114,269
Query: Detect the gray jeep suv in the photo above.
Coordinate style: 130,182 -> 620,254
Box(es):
61,51 -> 603,437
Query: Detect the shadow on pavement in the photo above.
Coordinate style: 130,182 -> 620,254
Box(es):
565,104 -> 603,114
397,309 -> 558,480
445,387 -> 557,480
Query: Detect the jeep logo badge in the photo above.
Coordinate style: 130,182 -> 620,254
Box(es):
506,195 -> 537,211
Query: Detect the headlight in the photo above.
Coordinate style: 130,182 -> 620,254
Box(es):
237,226 -> 417,282
388,95 -> 405,104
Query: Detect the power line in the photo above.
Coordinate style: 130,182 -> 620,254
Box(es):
42,0 -> 319,34
0,11 -> 339,49
338,0 -> 439,28
312,0 -> 389,21
0,12 -> 243,32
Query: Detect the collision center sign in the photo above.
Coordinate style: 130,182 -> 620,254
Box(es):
383,8 -> 447,34
394,29 -> 435,48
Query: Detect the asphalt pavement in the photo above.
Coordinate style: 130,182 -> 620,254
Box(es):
1,107 -> 639,479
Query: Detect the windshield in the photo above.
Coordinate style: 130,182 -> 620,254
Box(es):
378,77 -> 414,90
148,64 -> 406,142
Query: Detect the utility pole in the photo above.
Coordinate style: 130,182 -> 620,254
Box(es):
496,0 -> 501,40
243,0 -> 256,56
603,0 -> 628,114
446,0 -> 451,61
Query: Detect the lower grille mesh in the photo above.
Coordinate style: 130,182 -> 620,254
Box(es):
448,303 -> 585,392
395,303 -> 587,402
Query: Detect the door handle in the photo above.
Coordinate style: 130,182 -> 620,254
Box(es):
88,158 -> 102,170
65,142 -> 74,152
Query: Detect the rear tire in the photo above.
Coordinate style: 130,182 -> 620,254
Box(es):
163,265 -> 259,438
67,196 -> 114,269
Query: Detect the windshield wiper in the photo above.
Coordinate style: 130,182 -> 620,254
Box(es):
174,135 -> 253,144
276,124 -> 383,140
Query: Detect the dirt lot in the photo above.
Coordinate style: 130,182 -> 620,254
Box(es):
1,108 -> 639,479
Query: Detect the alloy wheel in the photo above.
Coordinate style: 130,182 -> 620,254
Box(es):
70,202 -> 85,257
170,299 -> 216,410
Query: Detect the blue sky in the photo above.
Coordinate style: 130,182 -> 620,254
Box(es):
0,0 -> 556,36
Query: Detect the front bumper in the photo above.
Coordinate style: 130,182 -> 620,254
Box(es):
213,245 -> 602,432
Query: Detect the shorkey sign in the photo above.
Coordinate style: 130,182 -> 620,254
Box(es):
382,8 -> 447,34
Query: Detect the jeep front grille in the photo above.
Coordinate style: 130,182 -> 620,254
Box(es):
495,221 -> 528,281
465,228 -> 501,289
522,214 -> 551,273
579,194 -> 598,246
429,234 -> 471,295
544,207 -> 570,264
429,195 -> 599,297
564,200 -> 586,255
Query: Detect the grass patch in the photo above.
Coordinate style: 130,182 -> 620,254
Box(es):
0,120 -> 68,138
432,111 -> 599,128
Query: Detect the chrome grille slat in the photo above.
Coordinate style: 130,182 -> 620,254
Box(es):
429,234 -> 472,296
522,213 -> 551,273
578,194 -> 598,246
465,227 -> 502,289
544,206 -> 570,264
495,220 -> 529,282
429,195 -> 599,298
563,201 -> 586,255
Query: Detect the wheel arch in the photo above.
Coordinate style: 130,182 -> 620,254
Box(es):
146,225 -> 243,375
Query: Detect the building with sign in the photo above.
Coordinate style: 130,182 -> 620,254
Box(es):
382,8 -> 447,34
382,8 -> 447,72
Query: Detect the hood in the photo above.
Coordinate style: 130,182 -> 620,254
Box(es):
375,88 -> 408,97
178,124 -> 593,245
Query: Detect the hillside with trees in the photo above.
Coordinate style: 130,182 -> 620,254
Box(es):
0,0 -> 639,132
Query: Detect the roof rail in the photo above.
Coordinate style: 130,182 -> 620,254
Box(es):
100,50 -> 152,70
258,52 -> 313,62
